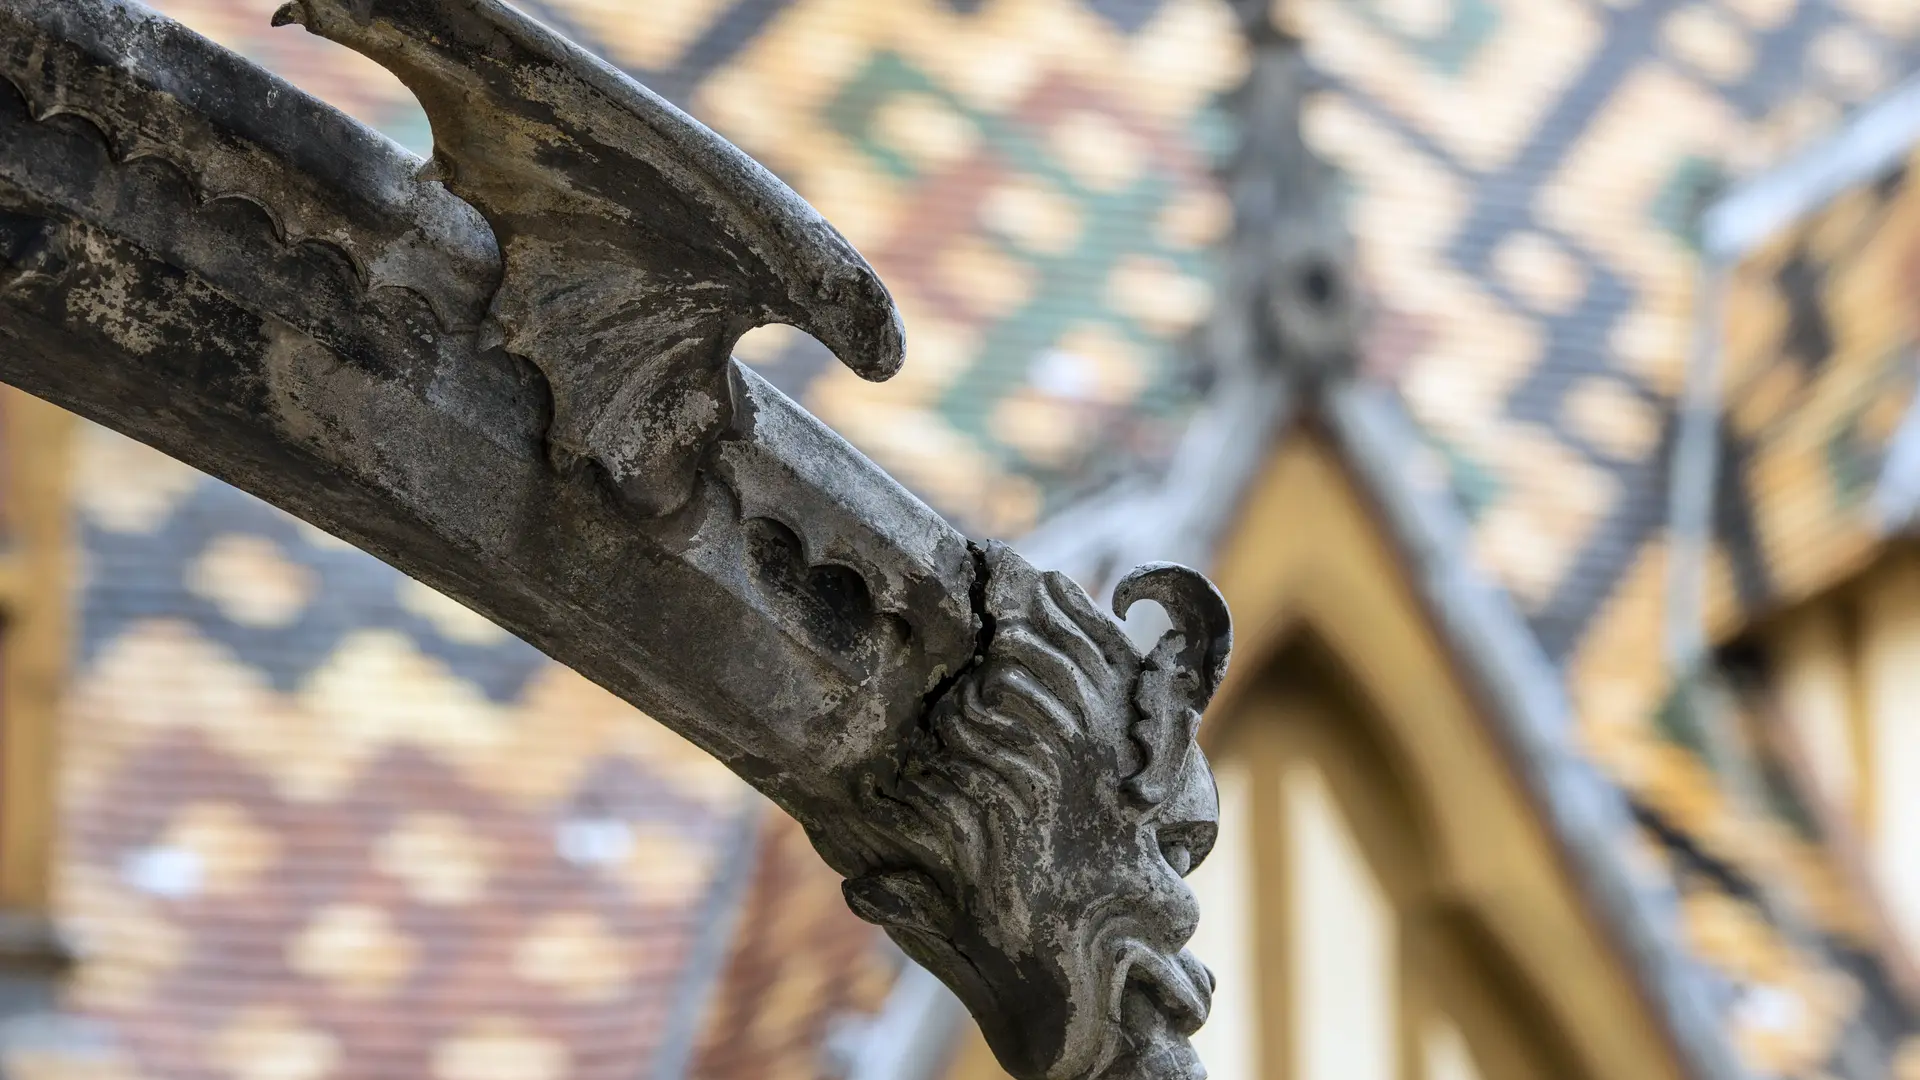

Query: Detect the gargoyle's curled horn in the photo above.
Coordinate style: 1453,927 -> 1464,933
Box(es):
1113,562 -> 1233,706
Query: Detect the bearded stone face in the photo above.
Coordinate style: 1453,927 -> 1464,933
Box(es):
844,544 -> 1230,1080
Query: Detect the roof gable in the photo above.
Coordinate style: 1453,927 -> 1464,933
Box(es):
1205,421 -> 1722,1080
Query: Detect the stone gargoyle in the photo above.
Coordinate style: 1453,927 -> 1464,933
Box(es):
0,1 -> 1232,1076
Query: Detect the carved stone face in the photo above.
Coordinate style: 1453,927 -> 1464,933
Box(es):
981,745 -> 1219,1080
846,544 -> 1230,1080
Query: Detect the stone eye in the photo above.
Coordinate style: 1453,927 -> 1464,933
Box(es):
1160,838 -> 1194,877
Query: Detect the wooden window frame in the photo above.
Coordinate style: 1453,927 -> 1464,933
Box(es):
1209,642 -> 1589,1080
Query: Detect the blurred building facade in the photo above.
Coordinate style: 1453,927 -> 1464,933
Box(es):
5,2 -> 1920,1080
1004,1 -> 1920,1079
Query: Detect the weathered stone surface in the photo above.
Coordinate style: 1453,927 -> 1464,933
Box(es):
0,3 -> 1230,1076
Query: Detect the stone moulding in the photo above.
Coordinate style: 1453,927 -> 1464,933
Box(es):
0,2 -> 1231,1077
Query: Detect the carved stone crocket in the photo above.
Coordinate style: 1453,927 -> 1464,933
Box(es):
272,0 -> 907,516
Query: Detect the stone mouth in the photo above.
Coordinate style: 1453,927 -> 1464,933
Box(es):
1095,989 -> 1208,1080
1092,946 -> 1212,1080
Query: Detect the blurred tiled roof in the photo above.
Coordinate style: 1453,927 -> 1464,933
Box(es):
1292,0 -> 1920,663
1020,2 -> 1920,1076
1711,146 -> 1920,631
1620,100 -> 1920,1080
1305,3 -> 1920,1072
688,811 -> 897,1080
1286,2 -> 1920,1075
